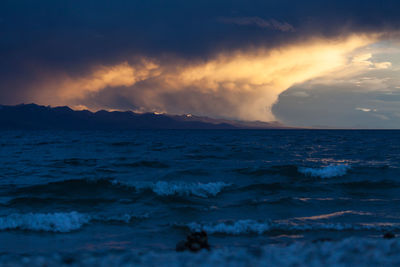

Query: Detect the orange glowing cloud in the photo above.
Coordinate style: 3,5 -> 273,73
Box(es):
31,34 -> 379,121
34,60 -> 160,102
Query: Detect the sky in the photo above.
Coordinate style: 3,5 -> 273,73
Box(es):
1,0 -> 400,128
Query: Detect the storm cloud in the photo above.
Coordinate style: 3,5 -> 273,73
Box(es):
1,0 -> 400,124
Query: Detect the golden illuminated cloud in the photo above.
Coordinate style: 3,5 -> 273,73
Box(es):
56,60 -> 160,99
31,33 -> 379,121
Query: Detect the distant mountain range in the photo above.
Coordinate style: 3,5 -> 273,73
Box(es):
0,104 -> 290,130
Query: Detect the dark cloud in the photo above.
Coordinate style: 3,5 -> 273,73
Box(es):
1,0 -> 400,62
218,17 -> 295,32
1,0 -> 400,115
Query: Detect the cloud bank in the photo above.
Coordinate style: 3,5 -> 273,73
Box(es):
31,34 -> 377,121
219,17 -> 295,32
1,1 -> 400,124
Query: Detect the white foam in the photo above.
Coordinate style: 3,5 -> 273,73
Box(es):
93,213 -> 149,223
151,181 -> 230,197
0,212 -> 90,232
298,164 -> 350,178
117,180 -> 231,197
0,211 -> 147,232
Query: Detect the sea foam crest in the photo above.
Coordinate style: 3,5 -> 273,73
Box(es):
0,211 -> 147,232
298,164 -> 350,178
124,181 -> 231,198
0,211 -> 90,232
151,181 -> 230,197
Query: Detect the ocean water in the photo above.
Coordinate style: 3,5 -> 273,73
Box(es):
1,130 -> 400,266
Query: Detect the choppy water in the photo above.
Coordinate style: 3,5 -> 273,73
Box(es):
1,130 -> 400,266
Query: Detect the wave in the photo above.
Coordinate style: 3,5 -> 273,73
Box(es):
234,164 -> 352,179
298,164 -> 351,178
126,181 -> 231,198
184,219 -> 400,235
0,212 -> 90,232
91,213 -> 149,223
0,211 -> 147,232
11,179 -> 231,201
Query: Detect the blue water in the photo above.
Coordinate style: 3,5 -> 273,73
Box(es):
1,130 -> 400,266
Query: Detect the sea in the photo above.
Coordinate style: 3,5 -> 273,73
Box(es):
1,130 -> 400,266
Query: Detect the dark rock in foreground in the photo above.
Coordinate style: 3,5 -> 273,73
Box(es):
176,231 -> 211,252
384,232 -> 396,239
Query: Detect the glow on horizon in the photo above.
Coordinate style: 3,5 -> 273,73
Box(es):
31,33 -> 382,122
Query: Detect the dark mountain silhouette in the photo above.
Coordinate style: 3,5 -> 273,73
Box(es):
0,104 -> 289,130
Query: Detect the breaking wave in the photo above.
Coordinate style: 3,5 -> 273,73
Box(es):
134,181 -> 231,198
11,179 -> 231,201
0,212 -> 147,233
0,212 -> 90,232
298,164 -> 351,178
234,164 -> 353,179
185,219 -> 400,235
